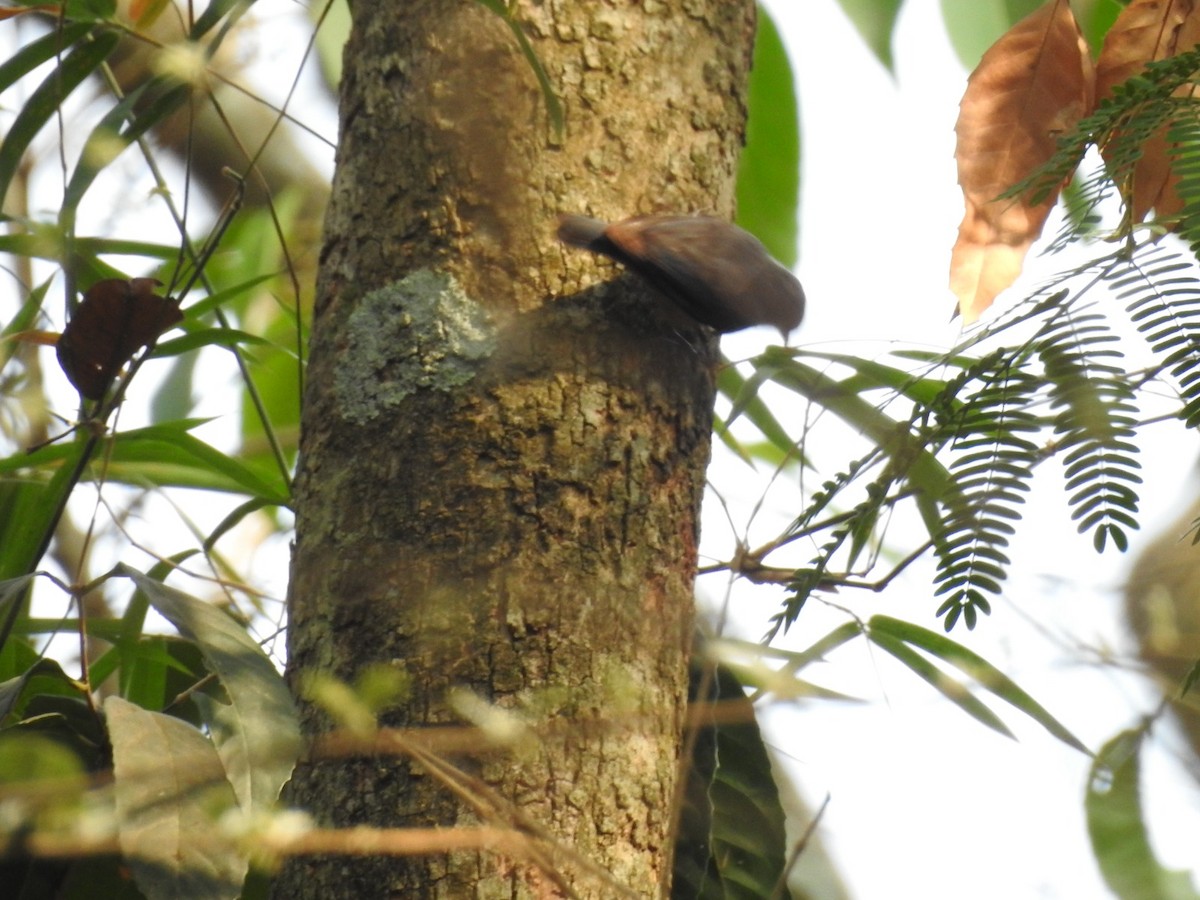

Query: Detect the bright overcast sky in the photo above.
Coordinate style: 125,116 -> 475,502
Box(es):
734,2 -> 1200,898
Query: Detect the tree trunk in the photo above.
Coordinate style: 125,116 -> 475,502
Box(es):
274,1 -> 755,896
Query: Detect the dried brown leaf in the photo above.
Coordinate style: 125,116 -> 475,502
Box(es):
1095,0 -> 1194,100
949,205 -> 1029,319
951,0 -> 1094,323
1095,0 -> 1200,222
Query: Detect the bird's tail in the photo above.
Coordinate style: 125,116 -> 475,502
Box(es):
556,214 -> 609,250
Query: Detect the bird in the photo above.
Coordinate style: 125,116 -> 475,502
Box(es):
556,213 -> 804,340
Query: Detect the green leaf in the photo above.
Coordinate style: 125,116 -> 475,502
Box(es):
61,79 -> 190,228
7,421 -> 291,503
736,6 -> 800,265
1075,0 -> 1123,55
867,627 -> 1016,739
0,23 -> 93,97
190,0 -> 251,39
105,696 -> 247,900
112,423 -> 291,503
833,0 -> 903,70
180,271 -> 280,321
0,731 -> 86,785
0,633 -> 39,684
204,498 -> 273,552
939,0 -> 1042,69
153,326 -> 272,357
64,0 -> 117,20
869,615 -> 1090,753
117,566 -> 301,813
0,441 -> 92,581
0,657 -> 84,725
308,0 -> 350,87
708,636 -> 864,702
739,350 -> 957,504
0,278 -> 52,375
470,0 -> 563,137
804,350 -> 950,407
1181,655 -> 1200,699
678,658 -> 792,899
1086,728 -> 1200,900
715,359 -> 804,467
0,230 -> 180,264
0,28 -> 121,207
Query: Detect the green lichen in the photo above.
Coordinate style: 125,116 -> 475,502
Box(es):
335,270 -> 495,424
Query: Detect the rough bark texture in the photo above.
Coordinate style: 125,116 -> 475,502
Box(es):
275,1 -> 755,896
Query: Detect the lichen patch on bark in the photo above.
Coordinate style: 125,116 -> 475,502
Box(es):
334,270 -> 496,424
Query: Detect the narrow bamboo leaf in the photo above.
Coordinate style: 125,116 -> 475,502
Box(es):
117,566 -> 301,813
111,636 -> 207,719
181,271 -> 279,320
708,623 -> 864,678
712,414 -> 756,466
868,628 -> 1016,739
21,617 -> 129,641
97,459 -> 277,496
204,497 -> 272,551
736,6 -> 801,264
103,553 -> 199,701
0,277 -> 51,373
1181,656 -> 1200,698
785,620 -> 866,669
470,0 -> 562,136
504,16 -> 563,138
153,327 -> 271,357
0,442 -> 90,580
716,359 -> 803,466
0,29 -> 121,205
805,350 -> 950,406
1086,728 -> 1200,900
105,696 -> 247,900
0,574 -> 38,663
0,231 -> 180,262
190,0 -> 248,38
0,636 -> 39,683
6,421 -> 289,502
869,615 -> 1090,753
111,422 -> 290,503
0,22 -> 93,95
756,353 -> 957,503
61,79 -> 189,225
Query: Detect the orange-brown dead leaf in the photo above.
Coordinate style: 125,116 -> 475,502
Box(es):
950,0 -> 1095,323
3,330 -> 61,348
1095,0 -> 1200,223
1095,0 -> 1194,98
122,0 -> 171,29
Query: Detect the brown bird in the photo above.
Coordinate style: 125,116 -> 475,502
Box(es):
557,214 -> 805,340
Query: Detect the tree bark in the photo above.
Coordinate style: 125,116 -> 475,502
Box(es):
274,1 -> 755,896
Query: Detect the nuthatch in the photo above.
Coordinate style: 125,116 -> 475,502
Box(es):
557,214 -> 804,340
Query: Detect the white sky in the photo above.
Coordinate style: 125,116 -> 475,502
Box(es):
725,1 -> 1200,897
